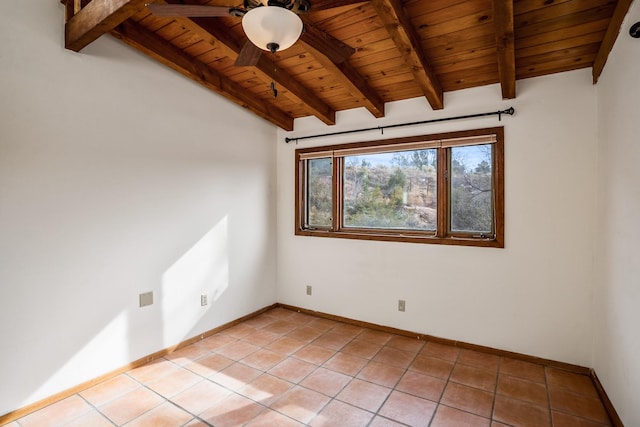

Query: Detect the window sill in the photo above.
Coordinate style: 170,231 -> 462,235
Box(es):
295,229 -> 504,248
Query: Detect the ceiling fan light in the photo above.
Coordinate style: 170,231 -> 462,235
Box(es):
242,6 -> 303,52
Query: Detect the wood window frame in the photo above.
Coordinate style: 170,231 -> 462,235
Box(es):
295,127 -> 504,248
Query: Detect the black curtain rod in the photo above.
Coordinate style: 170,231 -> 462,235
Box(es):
285,107 -> 515,144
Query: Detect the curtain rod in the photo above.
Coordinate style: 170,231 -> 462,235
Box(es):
285,107 -> 515,144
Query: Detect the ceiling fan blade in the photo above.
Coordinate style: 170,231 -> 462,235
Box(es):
235,41 -> 263,66
308,0 -> 368,11
146,4 -> 232,17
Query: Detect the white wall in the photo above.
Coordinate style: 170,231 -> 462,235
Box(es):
0,0 -> 277,416
277,69 -> 599,367
594,2 -> 640,425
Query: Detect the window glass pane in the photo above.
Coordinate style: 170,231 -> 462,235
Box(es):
306,158 -> 333,228
343,150 -> 437,230
450,144 -> 493,233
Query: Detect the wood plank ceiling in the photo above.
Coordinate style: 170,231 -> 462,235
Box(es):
63,0 -> 633,130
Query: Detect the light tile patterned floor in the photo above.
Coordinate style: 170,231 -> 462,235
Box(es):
7,307 -> 612,426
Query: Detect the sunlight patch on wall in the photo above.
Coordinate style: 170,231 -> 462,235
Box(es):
162,216 -> 229,346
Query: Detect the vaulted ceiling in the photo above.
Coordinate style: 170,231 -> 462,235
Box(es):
63,0 -> 633,130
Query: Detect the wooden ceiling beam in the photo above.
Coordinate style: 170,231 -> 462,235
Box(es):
65,0 -> 148,52
300,23 -> 356,64
371,0 -> 444,110
183,17 -> 336,125
492,0 -> 516,99
592,0 -> 634,83
111,20 -> 294,130
301,40 -> 386,118
311,0 -> 370,10
298,32 -> 385,118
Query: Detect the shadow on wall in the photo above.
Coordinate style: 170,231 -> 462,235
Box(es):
7,218 -> 231,417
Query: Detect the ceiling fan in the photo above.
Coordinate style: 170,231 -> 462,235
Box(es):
147,0 -> 357,66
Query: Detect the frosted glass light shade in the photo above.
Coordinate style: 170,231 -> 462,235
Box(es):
242,6 -> 303,52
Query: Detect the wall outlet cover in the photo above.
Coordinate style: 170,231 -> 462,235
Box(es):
139,291 -> 153,307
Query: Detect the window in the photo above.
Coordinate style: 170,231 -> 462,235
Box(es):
295,127 -> 504,247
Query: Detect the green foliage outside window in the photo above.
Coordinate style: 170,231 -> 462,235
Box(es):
343,151 -> 437,230
307,158 -> 332,227
450,145 -> 493,233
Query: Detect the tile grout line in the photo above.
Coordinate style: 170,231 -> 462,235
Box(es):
123,352 -> 264,427
367,337 -> 427,426
236,317 -> 376,425
123,359 -> 205,427
229,315 -> 347,425
295,318 -> 364,425
279,324 -> 376,425
195,320 -> 284,425
75,392 -> 118,427
351,338 -> 397,426
492,355 -> 502,425
447,349 -> 498,424
325,328 -> 383,427
427,343 -> 460,427
346,328 -> 411,427
287,319 -> 401,425
545,366 -> 555,427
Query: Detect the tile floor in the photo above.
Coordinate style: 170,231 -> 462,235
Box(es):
6,307 -> 612,427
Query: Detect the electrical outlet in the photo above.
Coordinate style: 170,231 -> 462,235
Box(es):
398,299 -> 406,312
139,291 -> 153,308
201,294 -> 208,306
306,285 -> 312,296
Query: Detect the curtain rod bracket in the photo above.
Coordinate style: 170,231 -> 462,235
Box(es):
284,107 -> 515,144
